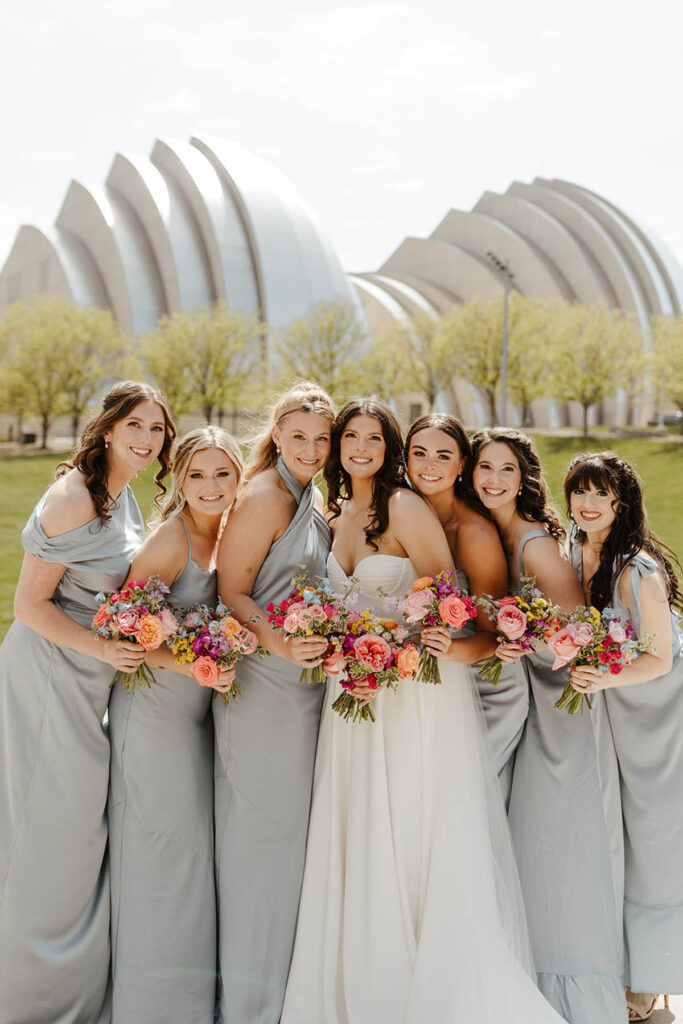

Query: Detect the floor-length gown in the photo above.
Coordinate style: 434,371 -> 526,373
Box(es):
0,484 -> 144,1024
108,517 -> 218,1023
282,552 -> 567,1023
569,532 -> 683,994
213,457 -> 331,1024
508,529 -> 627,1024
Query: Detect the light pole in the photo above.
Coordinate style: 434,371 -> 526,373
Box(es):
485,251 -> 513,426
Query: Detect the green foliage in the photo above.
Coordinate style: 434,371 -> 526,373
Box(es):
437,296 -> 503,423
651,315 -> 683,416
372,311 -> 458,411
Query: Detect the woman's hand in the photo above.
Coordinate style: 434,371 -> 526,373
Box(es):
352,679 -> 388,708
210,666 -> 236,694
98,638 -> 147,673
420,625 -> 451,659
570,665 -> 610,694
496,640 -> 525,664
281,633 -> 328,668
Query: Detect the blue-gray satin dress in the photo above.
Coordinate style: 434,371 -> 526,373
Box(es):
569,532 -> 683,994
108,517 -> 218,1023
0,483 -> 144,1024
213,457 -> 331,1024
508,528 -> 627,1024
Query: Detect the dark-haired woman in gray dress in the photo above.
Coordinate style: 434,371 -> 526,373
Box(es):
108,426 -> 244,1024
213,382 -> 335,1024
0,382 -> 175,1024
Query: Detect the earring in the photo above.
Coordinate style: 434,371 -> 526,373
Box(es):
105,439 -> 110,448
456,474 -> 461,483
517,487 -> 522,495
276,445 -> 281,454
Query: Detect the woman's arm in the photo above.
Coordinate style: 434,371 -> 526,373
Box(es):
523,536 -> 584,613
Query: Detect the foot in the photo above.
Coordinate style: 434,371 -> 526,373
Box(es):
625,989 -> 659,1021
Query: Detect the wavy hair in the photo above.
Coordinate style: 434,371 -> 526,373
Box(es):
469,427 -> 564,540
246,381 -> 335,480
151,425 -> 245,528
56,380 -> 176,524
324,397 -> 406,550
404,413 -> 491,519
564,451 -> 683,614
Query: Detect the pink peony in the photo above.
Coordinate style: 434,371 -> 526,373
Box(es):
354,634 -> 391,671
323,650 -> 346,676
547,627 -> 582,669
438,594 -> 472,630
496,604 -> 527,640
241,629 -> 258,655
192,656 -> 219,687
567,621 -> 595,647
115,607 -> 141,636
402,589 -> 433,623
159,607 -> 179,639
608,622 -> 626,644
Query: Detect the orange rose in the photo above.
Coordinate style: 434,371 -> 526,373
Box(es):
223,617 -> 242,637
412,577 -> 434,592
191,656 -> 219,687
92,604 -> 112,628
137,614 -> 166,651
396,644 -> 419,679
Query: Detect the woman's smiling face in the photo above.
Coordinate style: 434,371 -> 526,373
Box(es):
472,442 -> 522,512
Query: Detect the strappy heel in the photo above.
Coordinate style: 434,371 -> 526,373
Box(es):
625,990 -> 670,1020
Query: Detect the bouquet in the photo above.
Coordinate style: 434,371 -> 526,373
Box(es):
400,571 -> 477,685
92,575 -> 178,690
473,578 -> 563,686
551,605 -> 654,714
267,569 -> 351,684
329,608 -> 419,723
169,601 -> 265,704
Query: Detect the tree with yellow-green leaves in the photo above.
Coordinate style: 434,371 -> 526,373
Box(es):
371,310 -> 458,412
651,315 -> 683,420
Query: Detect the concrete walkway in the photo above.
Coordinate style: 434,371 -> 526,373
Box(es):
633,992 -> 680,1020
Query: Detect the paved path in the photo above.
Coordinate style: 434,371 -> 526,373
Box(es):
648,992 -> 680,1020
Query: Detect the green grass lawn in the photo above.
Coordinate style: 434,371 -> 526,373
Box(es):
1,436 -> 681,641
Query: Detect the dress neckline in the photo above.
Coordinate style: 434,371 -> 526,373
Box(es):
328,550 -> 410,579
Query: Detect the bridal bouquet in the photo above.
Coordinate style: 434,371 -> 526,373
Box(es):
552,605 -> 654,715
329,608 -> 419,723
267,569 -> 351,684
170,601 -> 265,704
473,578 -> 563,686
92,574 -> 179,690
399,571 -> 477,685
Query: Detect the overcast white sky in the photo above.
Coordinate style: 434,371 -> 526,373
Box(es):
2,0 -> 682,276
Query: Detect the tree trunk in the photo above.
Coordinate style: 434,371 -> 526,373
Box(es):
217,409 -> 225,427
487,390 -> 497,425
71,413 -> 80,446
202,402 -> 213,423
41,413 -> 50,449
582,403 -> 589,438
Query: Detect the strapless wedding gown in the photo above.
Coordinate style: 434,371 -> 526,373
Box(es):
281,554 -> 567,1023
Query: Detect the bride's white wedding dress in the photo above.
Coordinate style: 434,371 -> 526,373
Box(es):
281,554 -> 566,1024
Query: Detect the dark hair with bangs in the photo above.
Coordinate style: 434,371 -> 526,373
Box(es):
404,413 -> 491,519
469,427 -> 564,540
324,397 -> 406,551
564,451 -> 683,614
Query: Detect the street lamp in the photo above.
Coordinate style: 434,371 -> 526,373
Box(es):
485,251 -> 514,426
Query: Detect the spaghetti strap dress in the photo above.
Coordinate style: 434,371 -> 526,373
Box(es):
213,456 -> 331,1024
507,528 -> 627,1024
0,483 -> 144,1024
569,532 -> 683,994
108,516 -> 218,1023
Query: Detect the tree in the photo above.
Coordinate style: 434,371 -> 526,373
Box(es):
651,315 -> 683,418
506,296 -> 563,428
371,311 -> 458,411
274,301 -> 370,402
437,297 -> 503,423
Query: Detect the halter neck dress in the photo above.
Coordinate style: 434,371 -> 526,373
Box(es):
108,516 -> 218,1023
0,482 -> 144,1024
213,456 -> 331,1024
507,528 -> 627,1024
569,530 -> 683,993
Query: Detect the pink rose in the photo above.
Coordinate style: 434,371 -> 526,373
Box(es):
567,621 -> 594,647
354,634 -> 391,671
323,603 -> 338,618
241,629 -> 258,655
402,589 -> 433,623
496,604 -> 527,640
323,650 -> 346,676
159,607 -> 179,639
608,622 -> 626,644
283,605 -> 307,633
547,627 -> 581,670
348,610 -> 362,626
192,656 -> 219,687
438,594 -> 472,630
115,607 -> 141,636
498,596 -> 518,607
393,625 -> 409,642
301,603 -> 325,623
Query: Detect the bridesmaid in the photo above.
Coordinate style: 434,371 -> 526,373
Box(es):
0,381 -> 175,1024
108,426 -> 244,1023
565,452 -> 683,1022
470,427 -> 627,1024
213,382 -> 335,1024
404,413 -> 528,804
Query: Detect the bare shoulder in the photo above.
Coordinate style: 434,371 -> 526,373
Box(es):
129,515 -> 188,583
40,469 -> 96,538
314,485 -> 325,514
457,514 -> 501,548
224,470 -> 293,537
388,487 -> 438,526
523,532 -> 565,569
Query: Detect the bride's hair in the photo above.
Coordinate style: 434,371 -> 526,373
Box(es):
325,397 -> 407,551
246,381 -> 335,480
404,413 -> 491,519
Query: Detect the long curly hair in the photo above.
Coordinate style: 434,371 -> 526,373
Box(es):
56,380 -> 176,524
564,451 -> 683,614
404,413 -> 491,519
246,381 -> 335,480
325,397 -> 406,551
469,427 -> 564,540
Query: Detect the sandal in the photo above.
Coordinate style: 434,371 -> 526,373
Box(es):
625,989 -> 670,1021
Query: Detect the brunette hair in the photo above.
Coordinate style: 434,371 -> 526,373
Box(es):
152,425 -> 245,527
469,427 -> 564,540
246,381 -> 335,480
564,451 -> 683,614
325,397 -> 406,551
56,380 -> 176,524
404,413 -> 491,519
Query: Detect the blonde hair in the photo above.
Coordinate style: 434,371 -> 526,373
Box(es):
152,426 -> 245,527
246,381 -> 335,480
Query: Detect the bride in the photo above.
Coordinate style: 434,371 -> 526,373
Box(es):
281,398 -> 567,1024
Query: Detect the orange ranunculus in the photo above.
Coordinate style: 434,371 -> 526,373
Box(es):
192,656 -> 219,687
223,617 -> 242,637
396,644 -> 420,679
412,577 -> 434,592
382,619 -> 398,630
137,614 -> 166,651
92,604 -> 112,628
